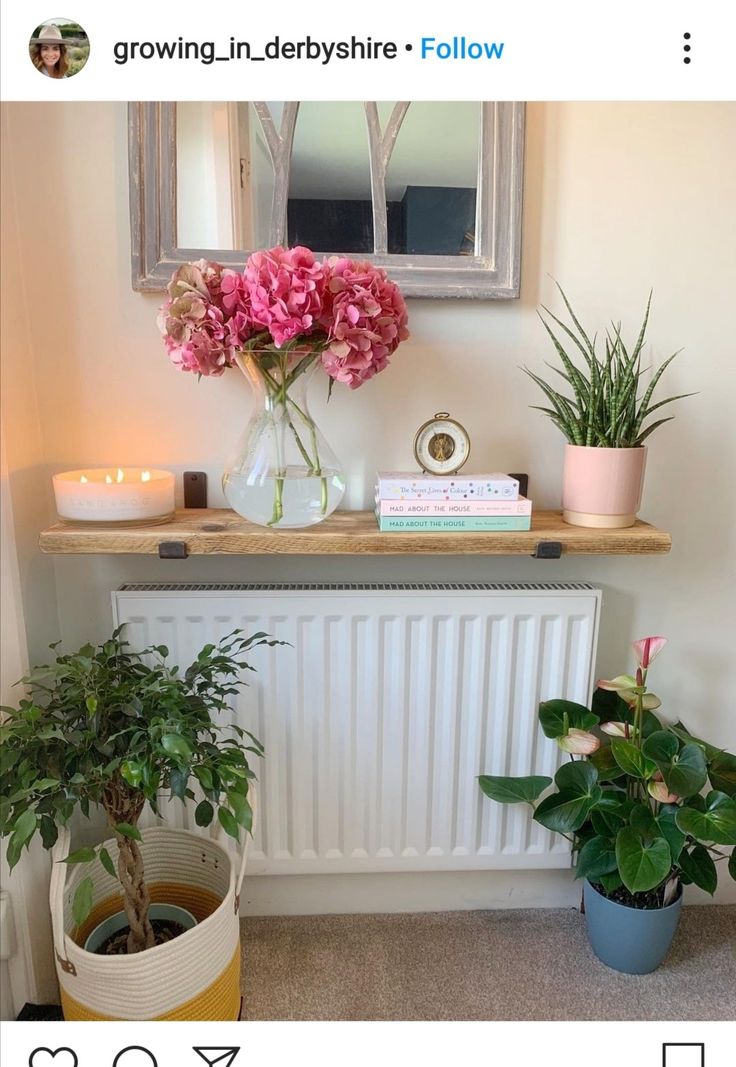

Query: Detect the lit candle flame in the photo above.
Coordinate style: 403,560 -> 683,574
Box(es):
105,475 -> 112,485
116,468 -> 125,484
141,470 -> 151,483
80,475 -> 88,484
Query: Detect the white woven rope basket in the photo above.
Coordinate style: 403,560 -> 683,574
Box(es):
50,792 -> 254,1020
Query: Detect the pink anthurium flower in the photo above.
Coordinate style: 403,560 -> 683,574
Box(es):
633,636 -> 667,670
648,772 -> 678,805
557,729 -> 601,755
596,674 -> 637,693
618,691 -> 662,711
599,720 -> 631,738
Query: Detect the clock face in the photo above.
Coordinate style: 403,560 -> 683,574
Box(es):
414,414 -> 471,475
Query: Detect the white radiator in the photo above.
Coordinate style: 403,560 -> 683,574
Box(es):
112,582 -> 601,875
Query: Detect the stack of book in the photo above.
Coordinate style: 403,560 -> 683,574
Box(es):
374,471 -> 532,532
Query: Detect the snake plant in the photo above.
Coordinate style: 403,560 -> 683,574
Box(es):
525,286 -> 693,447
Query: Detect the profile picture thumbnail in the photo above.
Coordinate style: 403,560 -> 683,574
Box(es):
29,17 -> 90,79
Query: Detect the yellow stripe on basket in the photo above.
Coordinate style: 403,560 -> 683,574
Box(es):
73,883 -> 223,945
61,946 -> 241,1021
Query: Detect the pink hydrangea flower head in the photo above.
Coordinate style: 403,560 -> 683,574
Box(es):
320,258 -> 410,389
167,258 -> 225,304
244,246 -> 328,348
158,260 -> 242,376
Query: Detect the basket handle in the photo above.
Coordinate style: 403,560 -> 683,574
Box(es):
49,825 -> 77,977
211,784 -> 256,912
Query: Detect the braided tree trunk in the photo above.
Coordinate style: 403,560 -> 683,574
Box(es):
102,776 -> 155,953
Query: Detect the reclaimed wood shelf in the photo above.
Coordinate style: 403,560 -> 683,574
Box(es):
39,508 -> 672,558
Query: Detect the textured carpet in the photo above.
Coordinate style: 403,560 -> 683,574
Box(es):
240,906 -> 736,1020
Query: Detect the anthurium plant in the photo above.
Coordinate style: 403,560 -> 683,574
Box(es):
479,637 -> 736,907
0,627 -> 282,953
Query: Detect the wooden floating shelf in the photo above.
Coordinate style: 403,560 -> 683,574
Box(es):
39,508 -> 672,558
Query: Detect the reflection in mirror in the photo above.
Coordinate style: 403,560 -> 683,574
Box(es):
381,102 -> 479,256
176,102 -> 480,257
287,102 -> 374,254
176,102 -> 275,250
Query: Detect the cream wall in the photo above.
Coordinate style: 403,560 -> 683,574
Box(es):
1,102 -> 735,911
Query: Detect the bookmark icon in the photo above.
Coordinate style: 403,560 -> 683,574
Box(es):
193,1050 -> 240,1067
662,1045 -> 705,1067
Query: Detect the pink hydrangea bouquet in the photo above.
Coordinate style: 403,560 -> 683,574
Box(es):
158,247 -> 409,527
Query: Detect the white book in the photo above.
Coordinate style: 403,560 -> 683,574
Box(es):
376,471 -> 519,501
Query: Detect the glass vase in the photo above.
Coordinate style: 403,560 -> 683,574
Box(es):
222,350 -> 346,528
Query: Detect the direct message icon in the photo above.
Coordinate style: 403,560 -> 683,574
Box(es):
193,1050 -> 240,1067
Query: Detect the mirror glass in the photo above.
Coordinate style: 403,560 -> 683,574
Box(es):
287,102 -> 374,253
381,101 -> 479,256
176,102 -> 480,256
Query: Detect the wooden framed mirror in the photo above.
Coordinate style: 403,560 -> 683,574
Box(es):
129,101 -> 525,298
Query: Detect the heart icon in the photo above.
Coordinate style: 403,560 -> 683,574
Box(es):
29,1050 -> 78,1067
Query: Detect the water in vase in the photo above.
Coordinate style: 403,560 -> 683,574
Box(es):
223,466 -> 346,528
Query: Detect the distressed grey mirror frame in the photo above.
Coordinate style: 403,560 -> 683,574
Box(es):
129,101 -> 525,298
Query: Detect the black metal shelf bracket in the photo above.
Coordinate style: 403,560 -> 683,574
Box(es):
533,541 -> 563,560
158,541 -> 188,560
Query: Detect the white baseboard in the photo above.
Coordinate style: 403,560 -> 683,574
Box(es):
239,869 -> 736,917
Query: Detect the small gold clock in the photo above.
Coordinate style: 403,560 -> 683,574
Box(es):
413,412 -> 471,475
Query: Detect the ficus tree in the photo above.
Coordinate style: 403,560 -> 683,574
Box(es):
0,627 -> 282,953
479,637 -> 736,905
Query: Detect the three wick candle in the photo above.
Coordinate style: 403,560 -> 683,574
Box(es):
53,468 -> 175,526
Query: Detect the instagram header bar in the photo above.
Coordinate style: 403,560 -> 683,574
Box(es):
1,1 -> 733,100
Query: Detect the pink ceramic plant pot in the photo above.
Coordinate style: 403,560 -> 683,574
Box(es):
562,445 -> 647,528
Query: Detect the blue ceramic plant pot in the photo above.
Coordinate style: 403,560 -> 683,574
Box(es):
84,903 -> 197,954
583,880 -> 683,974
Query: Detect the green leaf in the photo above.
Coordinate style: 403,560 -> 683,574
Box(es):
39,816 -> 58,850
194,766 -> 214,791
169,767 -> 188,800
678,845 -> 717,895
161,734 -> 193,761
218,806 -> 239,840
72,876 -> 94,927
120,760 -> 143,788
629,805 -> 658,838
6,834 -> 24,870
227,791 -> 253,832
729,849 -> 736,881
478,774 -> 552,805
615,826 -> 672,894
642,730 -> 679,764
589,746 -> 626,781
591,687 -> 630,724
554,761 -> 598,793
676,791 -> 736,845
12,809 -> 37,846
114,822 -> 142,841
534,786 -> 602,834
708,750 -> 736,798
657,807 -> 686,862
610,739 -> 652,779
598,870 -> 623,893
575,835 -> 618,881
539,699 -> 598,739
658,742 -> 708,799
62,847 -> 97,865
99,847 -> 117,879
195,800 -> 214,827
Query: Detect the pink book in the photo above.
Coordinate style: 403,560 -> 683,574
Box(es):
378,497 -> 532,517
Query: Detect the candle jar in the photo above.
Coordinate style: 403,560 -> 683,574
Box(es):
53,468 -> 175,526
